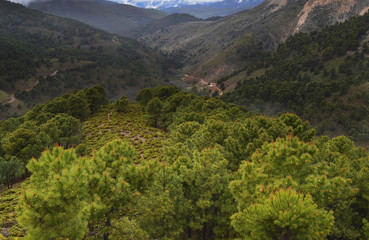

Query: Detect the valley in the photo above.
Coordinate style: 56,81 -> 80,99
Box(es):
1,0 -> 369,239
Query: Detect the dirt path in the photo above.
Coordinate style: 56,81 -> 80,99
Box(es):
107,109 -> 113,122
50,70 -> 59,77
7,94 -> 15,104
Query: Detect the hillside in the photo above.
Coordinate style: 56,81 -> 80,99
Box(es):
128,13 -> 203,39
138,0 -> 369,82
222,11 -> 369,145
1,86 -> 369,239
0,0 -> 172,120
159,0 -> 264,19
28,0 -> 168,37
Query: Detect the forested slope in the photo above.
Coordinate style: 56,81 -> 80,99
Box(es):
0,0 -> 171,120
222,11 -> 369,145
138,0 -> 369,83
0,86 -> 369,239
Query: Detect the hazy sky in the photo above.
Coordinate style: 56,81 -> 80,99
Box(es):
10,0 -> 226,8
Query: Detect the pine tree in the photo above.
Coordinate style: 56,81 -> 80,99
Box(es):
18,147 -> 90,239
116,95 -> 130,113
170,147 -> 234,239
40,113 -> 82,148
146,97 -> 163,127
0,156 -> 25,189
136,162 -> 188,240
87,139 -> 152,239
2,127 -> 52,164
232,189 -> 334,240
230,136 -> 356,238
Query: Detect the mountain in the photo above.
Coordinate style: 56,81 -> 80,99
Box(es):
128,13 -> 203,38
221,11 -> 369,144
28,0 -> 168,36
0,0 -> 172,119
159,0 -> 265,19
137,0 -> 369,82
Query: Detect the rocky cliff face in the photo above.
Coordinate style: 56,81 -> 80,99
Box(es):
294,0 -> 369,33
137,0 -> 369,82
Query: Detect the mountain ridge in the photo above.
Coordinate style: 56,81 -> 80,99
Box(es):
28,0 -> 168,36
137,0 -> 369,83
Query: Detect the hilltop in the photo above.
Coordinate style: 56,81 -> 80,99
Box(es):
1,86 -> 369,239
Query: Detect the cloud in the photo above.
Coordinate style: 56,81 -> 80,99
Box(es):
118,0 -> 224,8
9,0 -> 224,8
10,0 -> 50,5
10,0 -> 33,5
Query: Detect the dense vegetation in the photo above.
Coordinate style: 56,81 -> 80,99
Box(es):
0,86 -> 368,239
222,12 -> 369,144
1,2 -> 369,239
0,0 -> 171,120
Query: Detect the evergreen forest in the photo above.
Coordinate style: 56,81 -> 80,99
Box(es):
1,0 -> 369,239
0,86 -> 369,239
222,12 -> 369,145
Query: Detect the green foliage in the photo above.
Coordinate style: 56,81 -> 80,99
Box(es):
1,86 -> 369,240
136,162 -> 187,239
0,186 -> 24,238
83,86 -> 108,114
0,86 -> 105,166
2,127 -> 51,164
0,157 -> 25,189
136,86 -> 180,105
135,88 -> 154,105
222,12 -> 369,144
65,93 -> 91,121
18,147 -> 91,239
171,147 -> 235,239
362,219 -> 369,239
116,95 -> 130,112
233,189 -> 334,240
87,139 -> 152,239
16,139 -> 156,239
0,0 -> 169,119
40,113 -> 82,148
146,97 -> 163,127
81,103 -> 166,159
230,136 -> 358,239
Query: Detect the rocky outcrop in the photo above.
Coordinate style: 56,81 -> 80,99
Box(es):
294,0 -> 369,33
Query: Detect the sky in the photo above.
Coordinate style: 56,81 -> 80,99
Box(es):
120,0 -> 225,8
10,0 -> 227,8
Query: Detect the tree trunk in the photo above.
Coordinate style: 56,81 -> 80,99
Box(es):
103,213 -> 111,240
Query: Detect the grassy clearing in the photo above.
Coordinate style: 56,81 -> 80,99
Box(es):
81,103 -> 167,161
0,183 -> 25,239
0,102 -> 167,238
0,91 -> 9,104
